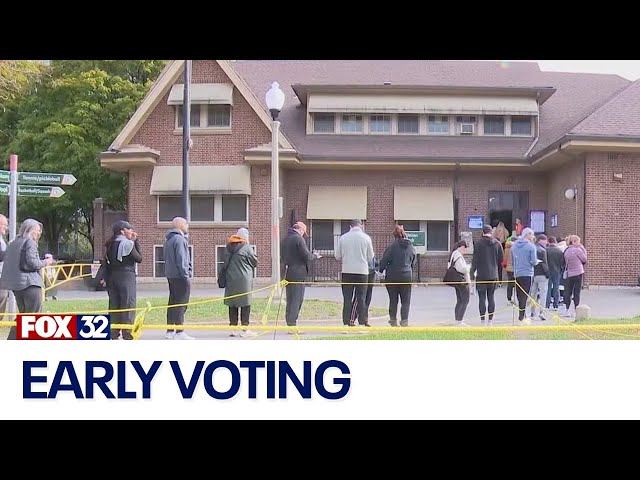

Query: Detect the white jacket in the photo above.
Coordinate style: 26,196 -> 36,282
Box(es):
335,227 -> 374,275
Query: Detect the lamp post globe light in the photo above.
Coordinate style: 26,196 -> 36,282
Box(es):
265,82 -> 285,291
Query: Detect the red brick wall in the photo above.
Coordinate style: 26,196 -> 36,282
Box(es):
546,155 -> 585,244
92,198 -> 127,260
126,60 -> 273,279
585,152 -> 640,286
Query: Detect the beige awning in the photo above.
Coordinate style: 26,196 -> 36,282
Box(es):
150,165 -> 251,195
308,93 -> 538,115
307,186 -> 367,220
394,187 -> 453,221
168,83 -> 234,106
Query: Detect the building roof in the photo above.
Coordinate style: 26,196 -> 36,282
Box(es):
232,60 -> 632,160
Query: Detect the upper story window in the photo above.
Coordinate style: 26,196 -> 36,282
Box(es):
455,115 -> 477,135
428,115 -> 449,134
176,104 -> 231,129
511,116 -> 532,136
370,114 -> 391,134
313,113 -> 336,133
398,114 -> 419,134
484,115 -> 505,135
341,114 -> 363,133
169,83 -> 234,133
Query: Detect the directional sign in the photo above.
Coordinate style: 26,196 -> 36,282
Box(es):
0,184 -> 65,198
0,170 -> 77,186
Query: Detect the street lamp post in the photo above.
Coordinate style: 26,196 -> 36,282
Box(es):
265,82 -> 285,290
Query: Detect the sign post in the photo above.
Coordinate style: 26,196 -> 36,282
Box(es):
8,155 -> 17,241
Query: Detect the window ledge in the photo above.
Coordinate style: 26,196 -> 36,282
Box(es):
422,251 -> 450,256
157,221 -> 248,229
173,128 -> 232,136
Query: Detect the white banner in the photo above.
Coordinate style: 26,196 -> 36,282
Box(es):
1,341 -> 638,420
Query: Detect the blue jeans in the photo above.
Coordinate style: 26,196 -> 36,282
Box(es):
546,271 -> 561,308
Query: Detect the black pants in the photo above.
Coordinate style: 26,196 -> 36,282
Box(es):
285,283 -> 306,326
108,272 -> 136,340
341,273 -> 368,326
454,284 -> 470,322
506,272 -> 515,301
229,306 -> 251,326
515,276 -> 532,321
167,277 -> 191,333
386,284 -> 412,325
6,286 -> 43,340
354,271 -> 375,324
476,283 -> 497,320
564,274 -> 583,310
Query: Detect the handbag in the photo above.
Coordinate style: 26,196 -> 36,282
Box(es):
443,252 -> 465,286
217,250 -> 237,289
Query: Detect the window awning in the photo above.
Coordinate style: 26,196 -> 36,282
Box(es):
308,93 -> 538,116
150,165 -> 251,195
394,187 -> 454,221
168,83 -> 234,106
307,186 -> 367,220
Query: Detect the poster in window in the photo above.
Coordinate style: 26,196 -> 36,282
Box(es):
530,210 -> 546,233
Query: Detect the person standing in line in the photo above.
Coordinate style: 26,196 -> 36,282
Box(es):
163,216 -> 195,340
280,221 -> 319,329
471,225 -> 503,326
503,236 -> 516,305
513,218 -> 524,237
510,227 -> 538,324
353,254 -> 379,326
378,225 -> 416,327
0,214 -> 10,320
104,220 -> 142,340
222,227 -> 258,337
335,219 -> 374,327
449,240 -> 472,325
0,218 -> 53,340
562,235 -> 587,319
528,234 -> 549,321
492,221 -> 509,286
545,236 -> 564,311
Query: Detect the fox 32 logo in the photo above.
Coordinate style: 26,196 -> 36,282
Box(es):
16,314 -> 111,340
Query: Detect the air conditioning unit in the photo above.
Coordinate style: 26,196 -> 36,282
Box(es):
460,123 -> 475,135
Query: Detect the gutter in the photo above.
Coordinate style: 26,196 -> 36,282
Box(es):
524,94 -> 540,157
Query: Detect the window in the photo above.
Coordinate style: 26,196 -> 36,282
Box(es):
341,114 -> 363,133
428,115 -> 449,134
484,116 -> 505,135
157,195 -> 248,223
313,113 -> 335,133
456,116 -> 477,123
311,220 -> 334,251
154,245 -> 193,278
369,114 -> 391,133
396,220 -> 450,252
397,220 -> 420,232
398,114 -> 419,134
511,116 -> 532,136
176,104 -> 230,129
207,105 -> 231,127
216,245 -> 257,279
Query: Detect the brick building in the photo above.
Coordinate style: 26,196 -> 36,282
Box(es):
98,60 -> 640,286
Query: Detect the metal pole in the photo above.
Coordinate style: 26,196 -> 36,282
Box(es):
9,154 -> 17,241
271,120 -> 281,291
182,60 -> 192,221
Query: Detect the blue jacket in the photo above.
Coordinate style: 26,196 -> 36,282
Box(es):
510,237 -> 537,278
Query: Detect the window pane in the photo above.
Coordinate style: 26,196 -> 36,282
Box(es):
191,196 -> 215,222
222,195 -> 247,222
313,113 -> 335,133
398,114 -> 419,134
428,115 -> 449,133
484,116 -> 505,135
340,220 -> 352,235
216,246 -> 227,275
190,105 -> 201,127
341,114 -> 363,133
312,221 -> 334,251
177,106 -> 183,128
154,246 -> 165,278
370,114 -> 391,133
158,197 -> 183,222
398,220 -> 420,232
511,116 -> 532,135
207,105 -> 231,127
427,221 -> 449,251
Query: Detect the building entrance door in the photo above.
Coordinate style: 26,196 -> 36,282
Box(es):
488,191 -> 529,235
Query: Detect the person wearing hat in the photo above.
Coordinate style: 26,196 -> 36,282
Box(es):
104,220 -> 142,340
280,221 -> 319,329
510,227 -> 538,323
471,225 -> 504,326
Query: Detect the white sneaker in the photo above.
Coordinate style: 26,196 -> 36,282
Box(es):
165,331 -> 176,340
240,329 -> 257,338
174,331 -> 195,340
457,321 -> 469,327
487,320 -> 494,327
521,317 -> 532,325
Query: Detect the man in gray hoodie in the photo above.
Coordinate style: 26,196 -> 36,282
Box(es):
510,227 -> 538,322
164,217 -> 194,340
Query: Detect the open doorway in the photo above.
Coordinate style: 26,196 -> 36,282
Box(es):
488,191 -> 529,235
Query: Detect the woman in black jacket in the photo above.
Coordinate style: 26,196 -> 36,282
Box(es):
102,220 -> 142,340
378,225 -> 417,327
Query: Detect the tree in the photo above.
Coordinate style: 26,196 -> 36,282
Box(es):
0,60 -> 45,112
0,60 -> 167,252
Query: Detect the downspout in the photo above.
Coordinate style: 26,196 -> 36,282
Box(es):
582,154 -> 588,288
524,94 -> 541,158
